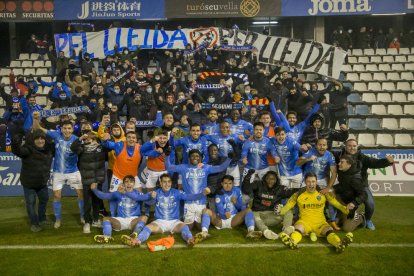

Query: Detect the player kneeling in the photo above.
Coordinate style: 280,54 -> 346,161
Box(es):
196,175 -> 263,241
277,172 -> 354,253
91,176 -> 152,244
122,173 -> 209,248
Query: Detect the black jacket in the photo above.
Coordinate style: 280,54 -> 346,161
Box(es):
334,149 -> 392,187
242,170 -> 297,212
334,164 -> 367,206
11,134 -> 53,189
70,139 -> 106,186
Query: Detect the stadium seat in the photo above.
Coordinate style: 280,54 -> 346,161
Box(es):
352,49 -> 363,56
394,134 -> 413,146
391,63 -> 404,71
42,76 -> 52,82
353,64 -> 365,72
368,82 -> 381,91
12,68 -> 23,75
353,82 -> 368,92
378,64 -> 391,71
30,53 -> 39,60
388,105 -> 404,115
0,109 -> 4,117
408,56 -> 414,62
347,93 -> 361,102
359,72 -> 372,81
355,105 -> 370,115
349,118 -> 365,130
376,134 -> 394,147
396,82 -> 411,91
399,48 -> 410,55
317,83 -> 325,91
386,72 -> 400,81
411,47 -> 414,54
382,82 -> 396,91
395,55 -> 407,63
364,49 -> 375,56
44,60 -> 52,67
382,118 -> 399,130
386,48 -> 398,55
400,118 -> 414,130
348,56 -> 358,64
376,49 -> 386,55
358,133 -> 376,147
361,93 -> 376,102
36,95 -> 47,106
382,56 -> 394,63
0,68 -> 11,76
10,60 -> 21,67
346,73 -> 359,81
371,104 -> 387,115
0,76 -> 10,85
404,105 -> 414,115
23,68 -> 36,76
18,53 -> 30,60
348,106 -> 355,115
21,60 -> 32,68
404,63 -> 414,70
377,93 -> 391,102
407,93 -> 414,102
373,72 -> 386,81
370,56 -> 382,63
392,93 -> 407,102
365,64 -> 378,72
341,64 -> 352,72
36,86 -> 43,94
358,56 -> 369,63
365,118 -> 382,130
36,68 -> 48,75
33,60 -> 44,67
400,72 -> 414,80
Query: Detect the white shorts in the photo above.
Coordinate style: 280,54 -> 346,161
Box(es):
113,216 -> 139,231
145,170 -> 166,189
215,214 -> 236,230
109,175 -> 142,192
152,219 -> 183,233
52,171 -> 82,191
183,203 -> 206,224
280,173 -> 303,189
242,167 -> 270,184
226,165 -> 240,186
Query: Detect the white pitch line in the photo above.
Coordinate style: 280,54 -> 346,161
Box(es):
0,243 -> 413,250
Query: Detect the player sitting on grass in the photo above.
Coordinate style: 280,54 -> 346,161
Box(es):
122,173 -> 209,248
277,172 -> 354,253
195,175 -> 263,241
91,176 -> 151,243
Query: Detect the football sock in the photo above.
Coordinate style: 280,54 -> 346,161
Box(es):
327,232 -> 341,247
291,231 -> 303,244
102,221 -> 112,236
78,199 -> 84,219
134,221 -> 145,234
144,203 -> 150,217
245,211 -> 255,231
138,226 -> 151,242
53,201 -> 61,220
201,213 -> 210,232
181,225 -> 193,241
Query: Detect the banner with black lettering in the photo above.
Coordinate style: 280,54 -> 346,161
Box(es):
55,27 -> 346,79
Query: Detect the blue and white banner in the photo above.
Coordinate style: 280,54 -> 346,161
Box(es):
54,0 -> 165,20
281,0 -> 414,16
55,27 -> 347,79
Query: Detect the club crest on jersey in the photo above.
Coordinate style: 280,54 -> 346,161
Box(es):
317,195 -> 321,201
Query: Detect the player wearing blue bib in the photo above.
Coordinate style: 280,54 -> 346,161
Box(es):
195,175 -> 263,241
32,111 -> 83,230
241,122 -> 279,183
92,176 -> 152,244
122,174 -> 209,248
201,108 -> 220,136
273,127 -> 307,189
